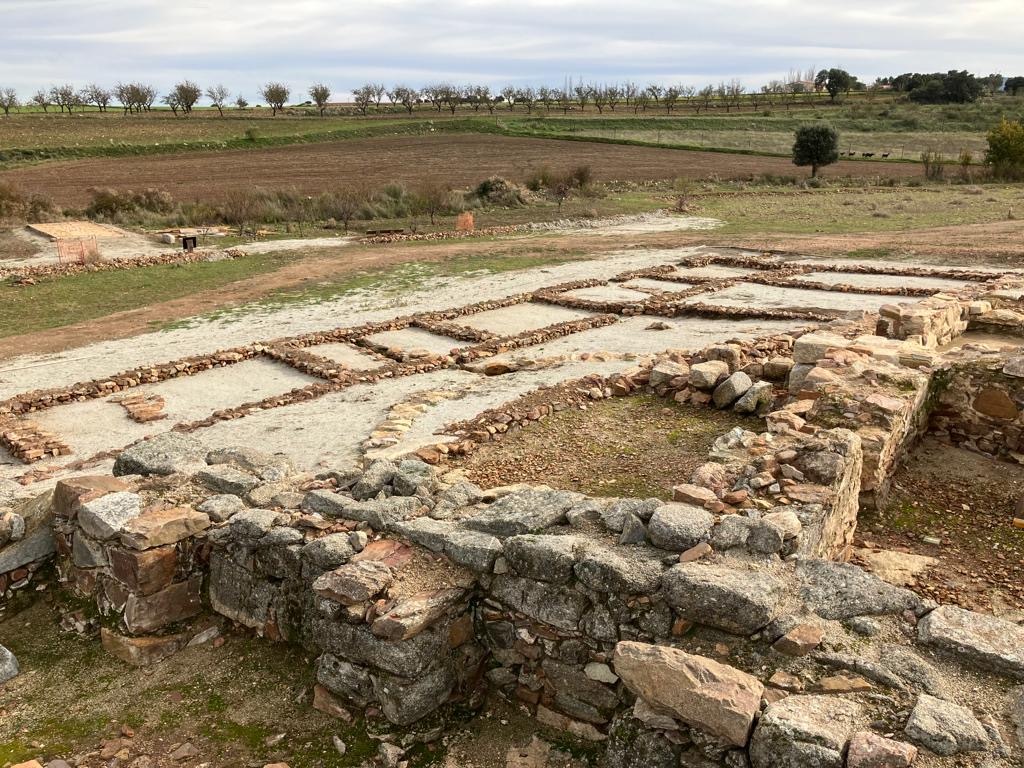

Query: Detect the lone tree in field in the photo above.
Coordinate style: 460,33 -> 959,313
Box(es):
309,83 -> 331,116
792,124 -> 839,177
0,88 -> 18,116
205,84 -> 230,116
235,95 -> 249,110
416,181 -> 452,225
260,83 -> 290,116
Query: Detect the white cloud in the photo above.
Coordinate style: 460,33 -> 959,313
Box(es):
3,0 -> 1022,97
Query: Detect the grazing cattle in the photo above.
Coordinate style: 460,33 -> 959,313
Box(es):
881,152 -> 891,158
862,152 -> 874,158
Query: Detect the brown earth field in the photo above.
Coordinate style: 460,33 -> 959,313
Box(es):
0,133 -> 918,208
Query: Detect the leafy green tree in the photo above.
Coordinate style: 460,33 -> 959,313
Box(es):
308,83 -> 331,116
1005,77 -> 1024,96
792,124 -> 839,177
985,119 -> 1024,180
822,68 -> 854,102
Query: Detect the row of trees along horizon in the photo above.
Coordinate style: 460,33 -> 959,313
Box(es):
2,70 -> 1023,118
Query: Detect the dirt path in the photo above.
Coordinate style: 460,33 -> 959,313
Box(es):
0,133 -> 919,207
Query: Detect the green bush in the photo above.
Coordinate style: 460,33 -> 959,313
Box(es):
985,118 -> 1024,180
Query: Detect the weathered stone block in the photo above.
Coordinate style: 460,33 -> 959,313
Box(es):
124,577 -> 202,634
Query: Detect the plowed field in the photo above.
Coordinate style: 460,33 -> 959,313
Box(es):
0,133 -> 919,207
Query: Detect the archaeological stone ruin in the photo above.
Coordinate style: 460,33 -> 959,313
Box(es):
2,247 -> 1024,767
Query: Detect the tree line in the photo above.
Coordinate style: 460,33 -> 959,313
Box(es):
0,69 -> 1020,118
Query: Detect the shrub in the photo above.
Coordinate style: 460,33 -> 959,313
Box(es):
921,151 -> 946,181
86,187 -> 176,220
474,177 -> 525,207
985,118 -> 1024,181
0,183 -> 57,223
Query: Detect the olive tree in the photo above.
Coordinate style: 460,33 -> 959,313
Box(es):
352,84 -> 376,115
260,82 -> 290,116
792,124 -> 839,177
309,83 -> 331,116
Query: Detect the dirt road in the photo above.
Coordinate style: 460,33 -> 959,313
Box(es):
0,134 -> 919,207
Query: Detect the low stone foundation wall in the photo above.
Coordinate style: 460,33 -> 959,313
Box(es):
930,354 -> 1024,461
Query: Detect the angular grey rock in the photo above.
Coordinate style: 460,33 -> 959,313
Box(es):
439,529 -> 503,572
430,481 -> 483,519
712,371 -> 753,408
314,560 -> 393,605
113,432 -> 206,476
301,533 -> 355,578
711,516 -> 755,551
0,644 -> 18,684
303,490 -> 419,530
878,644 -> 948,697
734,380 -> 774,415
389,518 -> 502,572
489,574 -> 589,631
390,517 -> 452,552
195,465 -> 261,496
797,559 -> 922,620
226,508 -> 287,540
663,563 -> 784,635
690,360 -> 730,390
618,513 -> 647,545
746,518 -> 786,554
205,446 -> 293,482
310,616 -> 450,677
371,664 -> 456,726
904,693 -> 988,756
0,525 -> 55,574
317,653 -> 374,706
77,491 -> 143,540
72,531 -> 108,568
574,545 -> 663,594
209,552 -> 277,629
793,332 -> 849,365
750,695 -> 863,768
649,359 -> 690,387
462,488 -> 581,537
503,534 -> 581,583
917,604 -> 1024,679
351,459 -> 397,500
392,459 -> 436,496
647,503 -> 714,551
764,356 -> 794,382
604,714 -> 679,768
197,494 -> 246,522
600,498 -> 660,532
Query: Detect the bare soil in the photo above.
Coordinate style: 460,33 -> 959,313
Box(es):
455,393 -> 756,499
863,437 -> 1024,614
0,134 -> 919,208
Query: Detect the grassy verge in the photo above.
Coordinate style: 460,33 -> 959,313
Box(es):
0,251 -> 297,337
689,183 -> 1024,235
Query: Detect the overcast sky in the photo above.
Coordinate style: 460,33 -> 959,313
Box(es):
5,0 -> 1023,99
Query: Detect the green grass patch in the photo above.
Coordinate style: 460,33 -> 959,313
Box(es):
0,251 -> 296,337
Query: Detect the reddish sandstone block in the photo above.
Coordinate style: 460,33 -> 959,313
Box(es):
109,545 -> 177,596
124,577 -> 202,634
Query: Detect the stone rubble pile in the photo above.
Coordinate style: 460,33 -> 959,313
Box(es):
0,417 -> 71,462
112,392 -> 167,423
